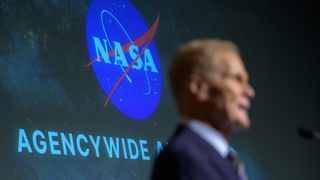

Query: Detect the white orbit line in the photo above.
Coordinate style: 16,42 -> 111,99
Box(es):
101,10 -> 132,83
100,9 -> 151,95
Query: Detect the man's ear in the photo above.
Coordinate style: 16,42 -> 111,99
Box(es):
189,74 -> 209,102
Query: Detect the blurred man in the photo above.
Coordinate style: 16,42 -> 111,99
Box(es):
151,39 -> 255,180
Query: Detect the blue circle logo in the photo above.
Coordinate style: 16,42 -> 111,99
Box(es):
86,0 -> 162,120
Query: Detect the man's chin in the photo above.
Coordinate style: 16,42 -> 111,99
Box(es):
231,118 -> 250,131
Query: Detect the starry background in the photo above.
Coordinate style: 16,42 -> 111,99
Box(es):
1,0 -> 320,179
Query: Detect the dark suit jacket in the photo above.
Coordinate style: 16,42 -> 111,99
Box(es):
151,124 -> 240,180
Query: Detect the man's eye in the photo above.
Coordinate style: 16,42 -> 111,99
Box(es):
233,75 -> 242,82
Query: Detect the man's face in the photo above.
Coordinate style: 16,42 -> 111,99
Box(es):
203,51 -> 255,131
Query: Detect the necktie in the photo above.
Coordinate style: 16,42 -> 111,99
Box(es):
227,149 -> 249,180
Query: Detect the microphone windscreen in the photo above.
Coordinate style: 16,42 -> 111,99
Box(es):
297,127 -> 314,140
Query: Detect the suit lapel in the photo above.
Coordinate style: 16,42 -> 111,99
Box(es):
184,125 -> 240,180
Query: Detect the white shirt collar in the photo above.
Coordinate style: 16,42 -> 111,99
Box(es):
188,119 -> 229,158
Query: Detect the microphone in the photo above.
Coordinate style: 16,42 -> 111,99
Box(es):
297,127 -> 320,141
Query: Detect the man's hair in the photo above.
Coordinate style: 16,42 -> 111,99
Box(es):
168,39 -> 239,104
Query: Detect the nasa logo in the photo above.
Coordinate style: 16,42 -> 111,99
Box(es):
86,0 -> 162,120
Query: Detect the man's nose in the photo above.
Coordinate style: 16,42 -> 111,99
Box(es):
245,84 -> 255,99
